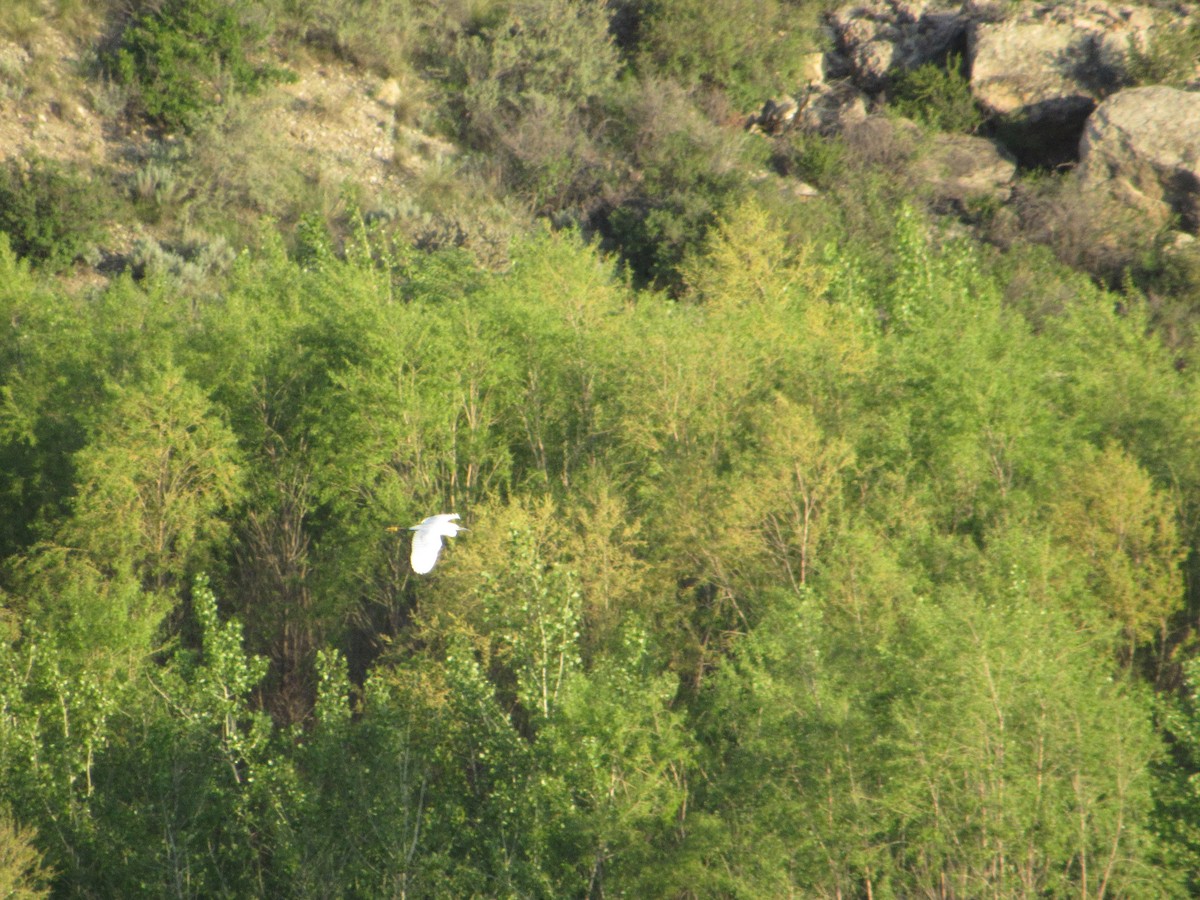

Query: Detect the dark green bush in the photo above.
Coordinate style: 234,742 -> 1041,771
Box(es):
109,0 -> 278,132
889,54 -> 982,134
601,79 -> 761,291
773,130 -> 847,186
0,157 -> 108,272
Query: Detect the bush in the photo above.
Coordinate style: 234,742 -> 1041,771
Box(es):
442,0 -> 622,216
0,157 -> 108,271
889,54 -> 982,134
601,79 -> 757,290
0,812 -> 52,898
993,172 -> 1160,287
632,0 -> 824,109
773,130 -> 847,186
280,0 -> 430,78
109,0 -> 280,132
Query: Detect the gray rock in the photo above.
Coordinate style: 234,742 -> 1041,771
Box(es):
747,82 -> 870,138
914,132 -> 1017,211
969,21 -> 1102,122
795,81 -> 870,135
967,1 -> 1165,160
830,0 -> 965,91
1078,86 -> 1200,229
750,96 -> 801,135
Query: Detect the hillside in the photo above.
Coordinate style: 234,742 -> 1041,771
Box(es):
2,0 -> 1200,896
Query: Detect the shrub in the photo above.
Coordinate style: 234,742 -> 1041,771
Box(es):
601,79 -> 757,290
889,54 -> 982,134
130,161 -> 188,223
278,0 -> 426,78
163,93 -> 326,242
632,0 -> 824,110
773,130 -> 847,186
108,0 -> 280,132
0,157 -> 108,271
994,172 -> 1160,287
442,0 -> 623,216
0,812 -> 52,898
129,232 -> 235,289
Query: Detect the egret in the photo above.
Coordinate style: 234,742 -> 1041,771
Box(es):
394,513 -> 466,574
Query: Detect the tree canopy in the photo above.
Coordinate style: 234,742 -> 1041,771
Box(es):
2,0 -> 1200,895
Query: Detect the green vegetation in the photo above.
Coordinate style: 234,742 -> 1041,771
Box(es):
1126,19 -> 1200,87
2,0 -> 1200,894
0,200 -> 1198,894
890,54 -> 983,134
108,0 -> 283,132
0,157 -> 107,271
630,0 -> 824,108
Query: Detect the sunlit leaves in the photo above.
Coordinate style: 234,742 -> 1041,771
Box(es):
64,366 -> 242,592
705,586 -> 1167,896
1048,443 -> 1185,651
0,175 -> 1198,893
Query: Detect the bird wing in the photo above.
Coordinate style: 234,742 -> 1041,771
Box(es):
410,527 -> 445,574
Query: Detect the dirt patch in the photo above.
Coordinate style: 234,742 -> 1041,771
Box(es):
0,29 -> 110,169
0,22 -> 457,267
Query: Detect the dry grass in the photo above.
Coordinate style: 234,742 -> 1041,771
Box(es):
179,94 -> 327,234
993,172 -> 1162,286
0,0 -> 112,44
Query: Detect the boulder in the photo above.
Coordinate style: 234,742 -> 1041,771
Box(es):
830,0 -> 965,91
1078,86 -> 1200,230
750,96 -> 801,135
747,83 -> 869,138
914,133 -> 1017,212
967,1 -> 1161,163
795,81 -> 870,135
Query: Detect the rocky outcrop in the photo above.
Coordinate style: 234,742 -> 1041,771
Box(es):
1078,86 -> 1200,229
914,132 -> 1017,212
967,2 -> 1158,163
796,82 -> 870,135
749,0 -> 1200,244
747,83 -> 868,137
829,0 -> 965,91
751,96 -> 800,135
814,1 -> 1179,163
969,21 -> 1102,125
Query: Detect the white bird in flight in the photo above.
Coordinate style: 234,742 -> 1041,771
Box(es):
398,513 -> 466,574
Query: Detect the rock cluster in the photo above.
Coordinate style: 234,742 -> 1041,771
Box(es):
748,0 -> 1200,234
1079,86 -> 1200,230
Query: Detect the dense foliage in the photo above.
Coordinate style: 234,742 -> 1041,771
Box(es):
3,0 -> 1200,895
0,157 -> 108,272
0,198 -> 1198,893
107,0 -> 282,132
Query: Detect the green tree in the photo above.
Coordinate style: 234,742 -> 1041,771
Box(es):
62,366 -> 243,593
59,578 -> 289,896
0,810 -> 52,898
701,583 -> 1170,896
633,0 -> 822,108
1047,443 -> 1185,661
